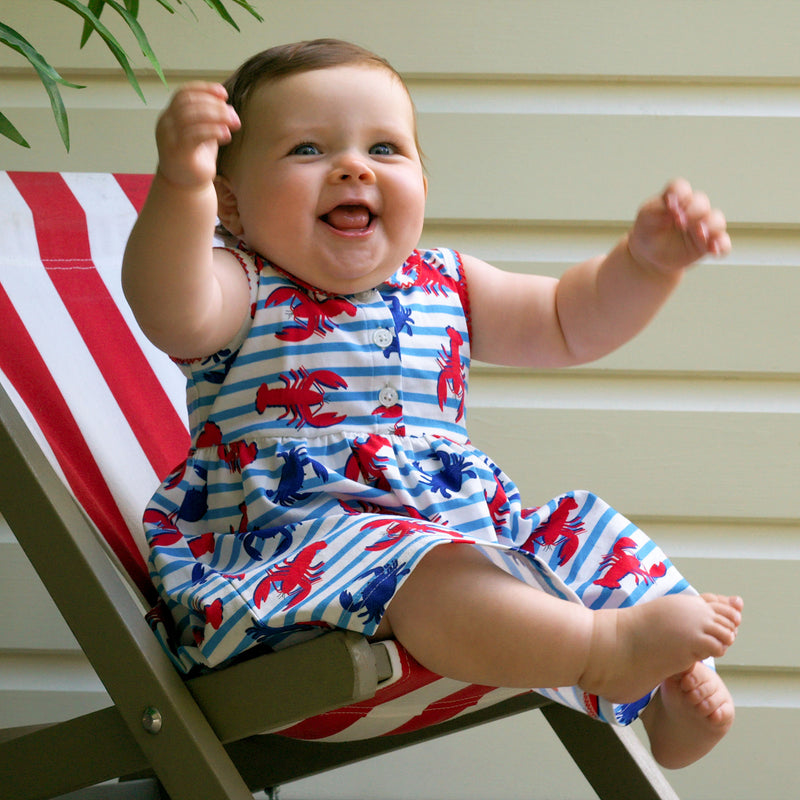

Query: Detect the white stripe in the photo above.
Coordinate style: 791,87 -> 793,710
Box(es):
0,177 -> 158,557
311,680 -> 530,742
62,172 -> 188,425
0,366 -> 68,489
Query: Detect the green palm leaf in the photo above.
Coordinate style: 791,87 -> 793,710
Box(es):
81,0 -> 179,46
52,0 -> 147,100
199,0 -> 263,30
0,110 -> 30,149
0,22 -> 84,89
79,0 -> 105,46
0,21 -> 82,149
1,0 -> 263,150
76,0 -> 165,84
93,0 -> 166,83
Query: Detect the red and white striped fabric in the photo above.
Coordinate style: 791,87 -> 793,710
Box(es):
0,171 -> 189,600
0,171 -> 535,742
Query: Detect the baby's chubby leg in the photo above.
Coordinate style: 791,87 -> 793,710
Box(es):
374,544 -> 597,688
375,544 -> 742,705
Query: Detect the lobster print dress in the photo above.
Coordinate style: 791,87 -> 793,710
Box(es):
144,245 -> 700,726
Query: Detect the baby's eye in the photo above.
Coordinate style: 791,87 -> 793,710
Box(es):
291,143 -> 320,156
369,143 -> 397,156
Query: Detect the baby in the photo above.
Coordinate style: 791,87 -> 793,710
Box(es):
123,39 -> 742,769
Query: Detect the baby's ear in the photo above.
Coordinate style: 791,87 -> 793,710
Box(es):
214,176 -> 244,236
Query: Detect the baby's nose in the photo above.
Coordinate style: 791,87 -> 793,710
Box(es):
330,152 -> 376,183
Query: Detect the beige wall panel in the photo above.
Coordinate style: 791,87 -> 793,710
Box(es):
468,407 -> 798,519
675,557 -> 800,669
0,653 -> 107,727
0,76 -> 167,172
466,264 -> 798,374
4,92 -> 800,228
421,113 -> 800,225
5,1 -> 800,79
0,537 -> 78,650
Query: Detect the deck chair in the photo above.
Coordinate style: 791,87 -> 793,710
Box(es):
0,172 -> 679,800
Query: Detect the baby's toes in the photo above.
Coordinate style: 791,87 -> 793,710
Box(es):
700,683 -> 735,727
681,664 -> 732,709
702,595 -> 743,630
701,593 -> 743,617
710,621 -> 737,650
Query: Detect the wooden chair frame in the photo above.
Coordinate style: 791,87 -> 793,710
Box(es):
0,388 -> 678,800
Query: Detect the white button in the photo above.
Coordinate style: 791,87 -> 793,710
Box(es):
354,290 -> 374,303
378,386 -> 399,407
372,328 -> 393,349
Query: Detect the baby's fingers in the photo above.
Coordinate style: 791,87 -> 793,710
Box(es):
702,209 -> 731,256
162,82 -> 240,146
662,177 -> 696,228
691,207 -> 731,257
156,83 -> 241,186
664,182 -> 730,258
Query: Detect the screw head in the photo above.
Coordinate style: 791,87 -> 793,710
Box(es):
141,706 -> 163,734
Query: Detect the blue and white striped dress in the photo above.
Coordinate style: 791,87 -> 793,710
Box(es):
144,245 -> 696,724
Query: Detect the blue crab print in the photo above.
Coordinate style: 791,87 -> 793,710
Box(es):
380,294 -> 414,358
237,523 -> 296,562
266,445 -> 329,506
201,348 -> 239,384
614,693 -> 652,725
339,559 -> 411,625
169,465 -> 208,523
413,451 -> 477,499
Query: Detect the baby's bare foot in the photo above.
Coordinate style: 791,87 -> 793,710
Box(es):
579,593 -> 742,703
642,661 -> 735,768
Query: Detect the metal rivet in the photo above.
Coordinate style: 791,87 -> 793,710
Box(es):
141,706 -> 163,734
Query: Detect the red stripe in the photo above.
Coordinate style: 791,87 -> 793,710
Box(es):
114,173 -> 153,214
384,683 -> 503,737
276,644 -> 443,740
8,172 -> 188,480
0,283 -> 155,601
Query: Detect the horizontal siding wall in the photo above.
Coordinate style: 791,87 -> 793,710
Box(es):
2,2 -> 799,798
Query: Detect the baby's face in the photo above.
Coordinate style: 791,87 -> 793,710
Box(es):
218,64 -> 427,295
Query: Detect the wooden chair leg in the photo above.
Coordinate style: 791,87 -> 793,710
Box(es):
541,704 -> 679,800
52,779 -> 166,800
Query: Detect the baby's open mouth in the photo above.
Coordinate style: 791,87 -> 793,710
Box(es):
321,204 -> 375,231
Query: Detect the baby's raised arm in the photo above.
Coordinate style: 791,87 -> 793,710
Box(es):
467,179 -> 730,367
122,83 -> 250,359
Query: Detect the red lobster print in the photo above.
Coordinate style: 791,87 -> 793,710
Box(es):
347,434 -> 393,491
265,286 -> 357,341
144,509 -> 183,548
253,541 -> 327,609
203,598 -> 224,630
188,531 -> 216,558
486,475 -> 510,533
196,421 -> 258,472
521,496 -> 585,567
255,367 -> 348,429
437,326 -> 466,421
360,517 -> 449,551
594,537 -> 667,589
398,251 -> 459,296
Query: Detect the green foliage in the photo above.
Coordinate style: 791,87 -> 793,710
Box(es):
1,0 -> 262,150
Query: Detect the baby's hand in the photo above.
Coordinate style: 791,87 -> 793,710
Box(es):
155,82 -> 241,189
628,178 -> 731,275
